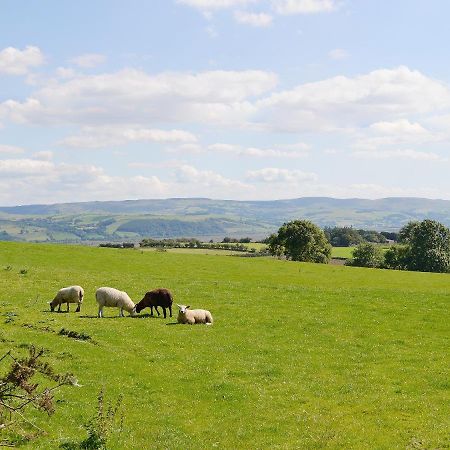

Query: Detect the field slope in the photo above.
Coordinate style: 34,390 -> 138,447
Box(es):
0,242 -> 449,449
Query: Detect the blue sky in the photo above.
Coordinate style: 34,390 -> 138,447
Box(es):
1,0 -> 450,205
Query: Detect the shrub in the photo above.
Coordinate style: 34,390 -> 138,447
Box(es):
347,243 -> 384,268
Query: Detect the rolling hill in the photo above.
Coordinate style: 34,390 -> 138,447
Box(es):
1,197 -> 450,243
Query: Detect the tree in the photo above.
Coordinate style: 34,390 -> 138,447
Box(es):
324,226 -> 363,247
399,219 -> 450,273
347,242 -> 384,268
268,220 -> 331,263
384,244 -> 410,270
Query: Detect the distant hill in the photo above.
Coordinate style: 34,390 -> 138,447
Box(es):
1,197 -> 450,243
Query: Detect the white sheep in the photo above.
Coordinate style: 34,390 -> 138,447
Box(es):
95,287 -> 137,318
50,285 -> 84,313
176,304 -> 213,325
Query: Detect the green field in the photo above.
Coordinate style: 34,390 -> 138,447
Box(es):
331,246 -> 355,258
0,242 -> 449,449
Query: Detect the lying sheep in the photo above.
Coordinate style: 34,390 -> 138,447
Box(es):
176,304 -> 213,325
134,288 -> 173,318
50,285 -> 84,313
95,287 -> 137,318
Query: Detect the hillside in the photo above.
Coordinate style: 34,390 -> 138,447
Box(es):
0,242 -> 448,448
1,197 -> 450,243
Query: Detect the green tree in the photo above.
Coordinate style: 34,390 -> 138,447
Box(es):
348,242 -> 384,268
400,219 -> 450,273
383,244 -> 410,270
268,220 -> 331,263
324,226 -> 363,247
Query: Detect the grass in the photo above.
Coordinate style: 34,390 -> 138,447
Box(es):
0,241 -> 449,449
331,246 -> 355,258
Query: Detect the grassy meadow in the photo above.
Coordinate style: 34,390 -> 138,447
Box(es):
0,242 -> 449,449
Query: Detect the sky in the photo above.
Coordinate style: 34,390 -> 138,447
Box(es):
1,0 -> 450,206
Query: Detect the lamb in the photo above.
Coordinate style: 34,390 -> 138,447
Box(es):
50,285 -> 84,313
134,288 -> 173,318
176,304 -> 213,325
95,287 -> 137,318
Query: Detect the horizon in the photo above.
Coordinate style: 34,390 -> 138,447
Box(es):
1,1 -> 450,205
2,195 -> 450,210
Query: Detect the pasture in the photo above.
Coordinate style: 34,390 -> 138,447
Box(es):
0,242 -> 449,449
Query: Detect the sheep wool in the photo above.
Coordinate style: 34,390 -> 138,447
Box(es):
96,287 -> 136,318
176,304 -> 213,325
50,285 -> 84,312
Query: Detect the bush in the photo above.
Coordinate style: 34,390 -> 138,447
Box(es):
347,243 -> 384,268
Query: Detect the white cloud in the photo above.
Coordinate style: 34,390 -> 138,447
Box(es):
0,158 -> 55,176
177,0 -> 257,11
69,53 -> 107,68
272,0 -> 339,15
246,167 -> 318,183
1,69 -> 277,127
33,151 -> 54,160
234,10 -> 273,27
60,126 -> 198,148
0,46 -> 44,75
352,149 -> 442,161
174,164 -> 249,188
256,66 -> 450,132
369,119 -> 428,135
0,144 -> 25,155
208,143 -> 309,158
0,157 -> 168,205
329,48 -> 349,60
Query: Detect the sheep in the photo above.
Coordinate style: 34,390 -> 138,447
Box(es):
133,288 -> 173,318
50,285 -> 84,313
95,287 -> 137,318
176,304 -> 213,325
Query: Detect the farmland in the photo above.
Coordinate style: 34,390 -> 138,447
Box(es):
0,242 -> 449,449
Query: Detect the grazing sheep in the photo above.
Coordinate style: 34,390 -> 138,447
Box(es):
176,304 -> 213,325
134,288 -> 173,318
95,287 -> 137,318
50,285 -> 84,313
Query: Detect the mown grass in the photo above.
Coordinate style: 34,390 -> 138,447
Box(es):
0,242 -> 449,449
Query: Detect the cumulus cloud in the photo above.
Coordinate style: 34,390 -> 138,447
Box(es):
60,126 -> 198,149
1,69 -> 277,127
246,167 -> 318,183
69,53 -> 107,68
272,0 -> 339,15
0,157 -> 168,205
177,0 -> 257,11
0,144 -> 25,154
234,10 -> 273,27
0,46 -> 44,75
208,143 -> 309,158
0,158 -> 54,177
352,149 -> 442,161
256,66 -> 450,132
369,119 -> 429,135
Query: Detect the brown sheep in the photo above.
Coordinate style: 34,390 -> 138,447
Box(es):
133,288 -> 173,318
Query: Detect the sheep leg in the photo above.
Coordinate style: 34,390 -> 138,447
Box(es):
150,306 -> 154,316
98,306 -> 103,318
155,306 -> 160,316
75,303 -> 81,312
57,303 -> 61,313
169,305 -> 172,317
67,302 -> 70,312
163,307 -> 167,319
119,307 -> 124,317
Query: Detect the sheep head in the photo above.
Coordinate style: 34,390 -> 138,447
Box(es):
176,304 -> 190,314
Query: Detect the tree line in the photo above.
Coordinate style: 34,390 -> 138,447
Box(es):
267,219 -> 450,273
